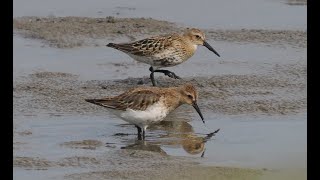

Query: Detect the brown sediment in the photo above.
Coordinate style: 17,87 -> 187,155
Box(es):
62,149 -> 305,180
13,14 -> 306,180
13,67 -> 306,179
13,16 -> 306,48
205,29 -> 306,48
64,167 -> 263,180
12,152 -> 264,179
13,62 -> 306,116
13,152 -> 305,180
63,149 -> 264,180
13,157 -> 54,169
57,156 -> 101,167
13,16 -> 179,48
60,139 -> 103,150
14,156 -> 100,168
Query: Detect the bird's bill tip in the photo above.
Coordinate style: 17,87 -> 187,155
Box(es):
203,41 -> 220,57
192,102 -> 205,124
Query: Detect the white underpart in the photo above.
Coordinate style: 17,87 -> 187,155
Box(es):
128,54 -> 154,65
127,49 -> 184,67
109,101 -> 169,130
193,44 -> 198,50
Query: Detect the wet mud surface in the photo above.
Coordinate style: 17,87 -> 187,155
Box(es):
13,61 -> 306,179
13,13 -> 306,180
14,62 -> 306,116
14,152 -> 265,180
13,16 -> 306,48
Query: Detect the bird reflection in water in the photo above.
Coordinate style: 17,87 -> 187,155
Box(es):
120,115 -> 219,157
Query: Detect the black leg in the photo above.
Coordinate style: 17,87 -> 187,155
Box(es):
149,66 -> 157,86
142,129 -> 146,140
153,69 -> 181,79
136,125 -> 142,140
201,148 -> 206,158
149,67 -> 181,86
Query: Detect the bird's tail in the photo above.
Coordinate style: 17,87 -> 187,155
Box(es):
85,98 -> 116,109
85,98 -> 105,107
85,98 -> 111,105
106,43 -> 117,48
85,99 -> 97,104
106,42 -> 131,53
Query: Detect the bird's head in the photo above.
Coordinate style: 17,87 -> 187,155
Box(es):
184,28 -> 220,57
178,83 -> 205,123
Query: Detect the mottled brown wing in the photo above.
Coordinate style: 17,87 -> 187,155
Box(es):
107,35 -> 176,56
85,90 -> 161,111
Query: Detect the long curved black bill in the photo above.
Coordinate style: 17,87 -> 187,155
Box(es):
203,41 -> 220,57
192,102 -> 205,124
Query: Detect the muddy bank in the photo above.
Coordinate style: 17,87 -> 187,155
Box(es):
13,16 -> 179,48
205,29 -> 306,48
13,16 -> 306,48
14,150 -> 265,180
13,62 -> 306,116
13,151 -> 306,180
13,14 -> 306,180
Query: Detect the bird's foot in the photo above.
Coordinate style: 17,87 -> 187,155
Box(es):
164,71 -> 181,79
155,70 -> 181,79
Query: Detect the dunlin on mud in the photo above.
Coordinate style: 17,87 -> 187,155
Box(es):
107,28 -> 220,86
85,84 -> 204,140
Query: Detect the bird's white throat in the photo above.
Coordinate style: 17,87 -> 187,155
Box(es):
193,45 -> 198,50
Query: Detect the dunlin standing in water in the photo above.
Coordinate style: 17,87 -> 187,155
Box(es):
85,84 -> 204,140
107,28 -> 220,86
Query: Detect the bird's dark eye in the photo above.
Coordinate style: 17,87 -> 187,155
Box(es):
187,95 -> 193,99
195,35 -> 201,39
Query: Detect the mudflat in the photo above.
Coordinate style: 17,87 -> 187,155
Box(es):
13,14 -> 306,180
